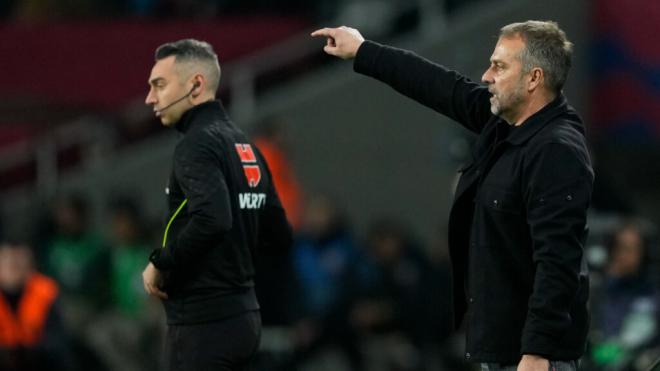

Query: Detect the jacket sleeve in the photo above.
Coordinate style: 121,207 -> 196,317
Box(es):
255,147 -> 293,255
520,141 -> 593,356
151,136 -> 232,271
353,40 -> 493,133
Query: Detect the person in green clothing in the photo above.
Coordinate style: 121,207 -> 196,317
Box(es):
108,198 -> 151,317
37,193 -> 110,370
88,196 -> 163,371
43,194 -> 109,324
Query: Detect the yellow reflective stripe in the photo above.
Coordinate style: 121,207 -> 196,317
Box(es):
162,199 -> 188,248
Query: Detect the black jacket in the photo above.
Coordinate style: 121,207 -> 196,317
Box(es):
150,100 -> 292,325
354,41 -> 593,363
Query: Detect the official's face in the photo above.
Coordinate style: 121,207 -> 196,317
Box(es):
481,35 -> 527,124
145,56 -> 190,127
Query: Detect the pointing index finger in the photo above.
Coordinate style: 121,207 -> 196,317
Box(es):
311,27 -> 337,38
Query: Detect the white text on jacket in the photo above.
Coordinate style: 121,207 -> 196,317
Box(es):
239,193 -> 266,209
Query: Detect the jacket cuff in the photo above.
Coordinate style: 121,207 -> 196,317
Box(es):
353,40 -> 382,75
149,248 -> 175,271
520,330 -> 557,359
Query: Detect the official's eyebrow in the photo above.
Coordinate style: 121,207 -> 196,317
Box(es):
149,77 -> 166,86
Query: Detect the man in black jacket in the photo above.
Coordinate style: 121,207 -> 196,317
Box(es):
142,39 -> 292,371
312,21 -> 593,371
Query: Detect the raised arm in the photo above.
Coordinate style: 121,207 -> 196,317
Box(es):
311,26 -> 493,133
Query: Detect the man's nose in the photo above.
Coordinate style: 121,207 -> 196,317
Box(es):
145,90 -> 156,105
481,69 -> 492,84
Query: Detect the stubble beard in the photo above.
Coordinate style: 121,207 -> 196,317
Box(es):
490,84 -> 526,124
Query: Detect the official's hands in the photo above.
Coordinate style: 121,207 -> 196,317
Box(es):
143,262 -> 168,300
311,26 -> 365,60
517,354 -> 550,371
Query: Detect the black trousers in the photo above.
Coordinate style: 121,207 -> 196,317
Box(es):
164,311 -> 261,371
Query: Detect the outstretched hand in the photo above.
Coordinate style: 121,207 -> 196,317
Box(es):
311,26 -> 365,60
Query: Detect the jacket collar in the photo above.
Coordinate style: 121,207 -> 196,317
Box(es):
175,100 -> 228,133
504,94 -> 582,146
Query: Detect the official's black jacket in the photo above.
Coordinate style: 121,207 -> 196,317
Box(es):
149,100 -> 292,325
354,41 -> 593,364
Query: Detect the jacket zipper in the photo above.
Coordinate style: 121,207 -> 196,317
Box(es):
162,199 -> 188,248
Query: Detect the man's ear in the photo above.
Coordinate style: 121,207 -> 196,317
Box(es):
191,75 -> 204,96
527,67 -> 544,92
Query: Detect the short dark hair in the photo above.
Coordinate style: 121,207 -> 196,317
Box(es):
500,20 -> 573,94
155,39 -> 221,92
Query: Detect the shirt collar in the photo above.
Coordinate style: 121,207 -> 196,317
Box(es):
175,100 -> 227,133
504,94 -> 582,145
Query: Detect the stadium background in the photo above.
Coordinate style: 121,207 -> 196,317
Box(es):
0,0 -> 659,370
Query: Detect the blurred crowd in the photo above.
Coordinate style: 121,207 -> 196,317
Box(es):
0,118 -> 658,371
582,219 -> 660,371
0,0 -> 483,26
0,193 -> 164,371
0,0 -> 326,20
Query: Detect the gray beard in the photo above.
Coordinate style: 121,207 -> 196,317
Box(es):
492,90 -> 525,125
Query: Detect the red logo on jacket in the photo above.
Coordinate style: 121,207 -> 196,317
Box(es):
235,144 -> 261,187
235,144 -> 257,163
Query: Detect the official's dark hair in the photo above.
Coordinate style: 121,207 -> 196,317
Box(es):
500,20 -> 573,94
155,39 -> 221,92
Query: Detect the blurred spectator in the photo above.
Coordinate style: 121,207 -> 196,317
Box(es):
587,220 -> 660,370
85,196 -> 162,371
42,194 -> 109,317
37,193 -> 110,370
252,116 -> 304,230
289,194 -> 369,371
0,241 -> 71,371
106,197 -> 152,318
352,219 -> 442,371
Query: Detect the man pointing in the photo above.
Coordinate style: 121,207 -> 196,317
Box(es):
312,22 -> 592,371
